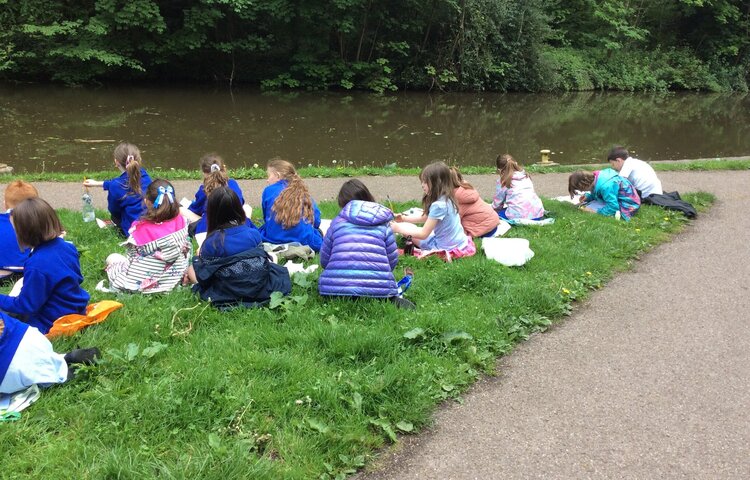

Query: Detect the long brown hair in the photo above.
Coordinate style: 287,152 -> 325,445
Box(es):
114,142 -> 143,196
11,198 -> 64,248
200,153 -> 230,195
420,162 -> 457,213
568,171 -> 596,198
495,154 -> 525,189
142,179 -> 179,223
268,158 -> 314,228
449,166 -> 474,190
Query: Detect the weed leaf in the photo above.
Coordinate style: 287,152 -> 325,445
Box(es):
403,327 -> 425,340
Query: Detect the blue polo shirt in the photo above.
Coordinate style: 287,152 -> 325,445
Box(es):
201,223 -> 263,258
103,168 -> 152,235
258,180 -> 323,252
189,179 -> 245,235
0,237 -> 89,334
0,313 -> 28,387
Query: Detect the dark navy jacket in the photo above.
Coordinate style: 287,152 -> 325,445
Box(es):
319,200 -> 399,298
192,246 -> 291,309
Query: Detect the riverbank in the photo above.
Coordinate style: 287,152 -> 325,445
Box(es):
0,173 -> 718,477
2,157 -> 749,184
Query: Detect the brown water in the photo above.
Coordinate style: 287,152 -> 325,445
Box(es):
2,85 -> 749,173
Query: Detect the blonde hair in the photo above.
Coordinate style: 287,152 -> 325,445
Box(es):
268,158 -> 315,228
199,153 -> 230,195
114,142 -> 143,196
495,154 -> 525,189
4,180 -> 38,209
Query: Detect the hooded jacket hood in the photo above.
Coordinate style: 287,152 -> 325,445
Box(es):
339,200 -> 394,227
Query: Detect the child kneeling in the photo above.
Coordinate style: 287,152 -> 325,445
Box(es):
106,179 -> 191,293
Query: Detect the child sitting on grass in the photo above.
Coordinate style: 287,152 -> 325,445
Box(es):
105,179 -> 192,293
0,181 -> 38,280
0,313 -> 99,395
259,158 -> 323,252
83,142 -> 152,236
492,154 -> 545,221
391,161 -> 475,258
568,169 -> 641,220
450,167 -> 500,237
319,179 -> 414,309
0,198 -> 89,335
180,153 -> 250,236
188,187 -> 290,309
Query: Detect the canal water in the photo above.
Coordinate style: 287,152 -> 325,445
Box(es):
2,85 -> 748,173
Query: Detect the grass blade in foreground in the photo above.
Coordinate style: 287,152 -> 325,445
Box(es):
0,193 -> 713,479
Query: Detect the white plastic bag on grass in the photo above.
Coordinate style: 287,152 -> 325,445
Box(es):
482,238 -> 534,266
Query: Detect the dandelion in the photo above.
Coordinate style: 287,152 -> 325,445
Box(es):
348,161 -> 353,165
253,163 -> 259,169
332,160 -> 337,164
586,271 -> 592,276
663,217 -> 669,221
562,288 -> 570,295
635,228 -> 641,233
295,399 -> 303,405
308,163 -> 312,168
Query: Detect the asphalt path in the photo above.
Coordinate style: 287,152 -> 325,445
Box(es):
4,170 -> 749,479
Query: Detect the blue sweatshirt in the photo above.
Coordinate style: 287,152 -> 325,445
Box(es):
103,168 -> 152,235
0,313 -> 28,385
190,180 -> 246,235
258,180 -> 323,252
0,212 -> 29,273
201,223 -> 263,257
0,237 -> 90,334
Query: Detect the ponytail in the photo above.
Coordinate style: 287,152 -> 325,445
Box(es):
114,142 -> 143,196
268,158 -> 314,229
200,153 -> 229,195
495,154 -> 523,189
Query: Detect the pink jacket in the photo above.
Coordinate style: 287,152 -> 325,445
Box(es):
454,186 -> 500,237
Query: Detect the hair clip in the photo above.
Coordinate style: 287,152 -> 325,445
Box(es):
154,185 -> 174,208
126,154 -> 135,165
210,163 -> 221,173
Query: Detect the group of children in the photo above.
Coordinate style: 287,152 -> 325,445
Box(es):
1,142 -> 663,396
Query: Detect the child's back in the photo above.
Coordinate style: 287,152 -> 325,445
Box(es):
104,168 -> 152,235
202,223 -> 262,258
0,237 -> 89,334
591,169 -> 640,220
0,213 -> 29,275
319,200 -> 398,298
260,178 -> 323,251
454,186 -> 499,237
492,171 -> 545,220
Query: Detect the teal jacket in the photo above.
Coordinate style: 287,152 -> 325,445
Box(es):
586,168 -> 641,220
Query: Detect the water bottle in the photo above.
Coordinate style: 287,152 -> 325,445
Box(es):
82,188 -> 95,223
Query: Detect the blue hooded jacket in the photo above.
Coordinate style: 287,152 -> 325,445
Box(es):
319,200 -> 399,298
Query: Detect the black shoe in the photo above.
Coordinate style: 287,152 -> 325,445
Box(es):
64,347 -> 101,366
389,296 -> 416,310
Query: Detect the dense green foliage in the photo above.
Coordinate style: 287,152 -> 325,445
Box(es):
1,1 -> 749,91
0,194 -> 713,478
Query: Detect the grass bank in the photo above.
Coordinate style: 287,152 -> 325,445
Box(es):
7,159 -> 750,183
0,194 -> 713,479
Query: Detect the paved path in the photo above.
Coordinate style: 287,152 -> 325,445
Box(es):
4,171 -> 749,478
357,171 -> 750,479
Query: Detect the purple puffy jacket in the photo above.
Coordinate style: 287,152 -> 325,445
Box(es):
319,200 -> 399,298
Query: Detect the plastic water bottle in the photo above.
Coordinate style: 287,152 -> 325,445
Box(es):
82,189 -> 95,222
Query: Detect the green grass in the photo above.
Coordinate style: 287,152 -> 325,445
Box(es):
0,193 -> 714,479
7,159 -> 750,182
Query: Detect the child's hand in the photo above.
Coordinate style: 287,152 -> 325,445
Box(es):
83,179 -> 103,187
394,213 -> 404,222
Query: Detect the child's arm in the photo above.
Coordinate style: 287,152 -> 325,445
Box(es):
396,213 -> 428,223
82,179 -> 104,188
597,185 -> 620,217
491,183 -> 508,210
390,218 -> 439,240
385,227 -> 399,270
319,227 -> 333,268
0,269 -> 50,316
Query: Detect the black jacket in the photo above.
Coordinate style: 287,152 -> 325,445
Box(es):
643,191 -> 697,218
192,246 -> 291,309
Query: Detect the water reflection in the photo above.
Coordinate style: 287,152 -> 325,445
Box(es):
1,85 -> 748,173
